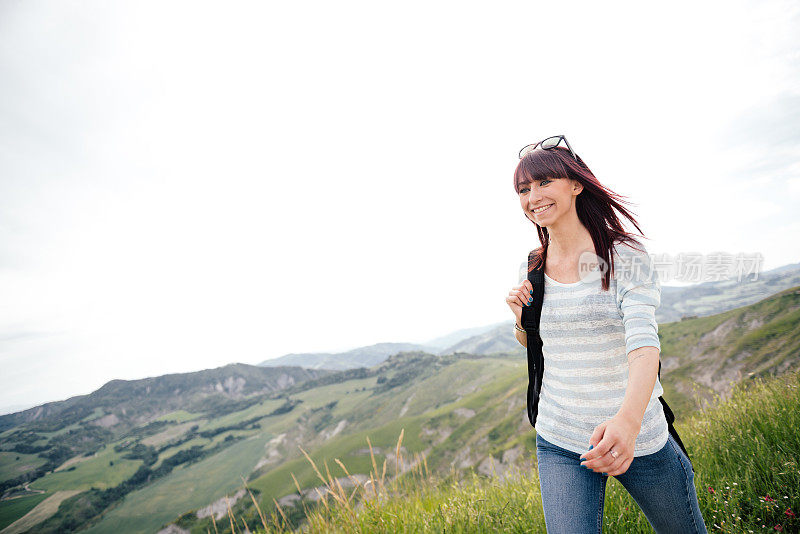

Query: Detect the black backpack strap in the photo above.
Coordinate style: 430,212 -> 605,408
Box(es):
521,248 -> 545,428
657,361 -> 695,472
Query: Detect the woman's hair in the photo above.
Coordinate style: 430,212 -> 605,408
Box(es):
514,145 -> 648,291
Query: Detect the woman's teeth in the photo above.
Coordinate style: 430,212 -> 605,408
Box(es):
533,204 -> 554,214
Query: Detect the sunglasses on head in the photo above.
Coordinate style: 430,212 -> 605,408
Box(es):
518,135 -> 578,162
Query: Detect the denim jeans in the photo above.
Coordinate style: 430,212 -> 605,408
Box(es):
536,432 -> 708,533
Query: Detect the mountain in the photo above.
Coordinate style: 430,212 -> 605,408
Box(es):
256,325 -> 511,370
0,363 -> 332,434
258,342 -> 435,370
421,322 -> 507,350
0,404 -> 36,417
658,261 -> 800,322
438,322 -> 522,356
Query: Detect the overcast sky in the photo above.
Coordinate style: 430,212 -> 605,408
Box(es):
1,0 -> 798,412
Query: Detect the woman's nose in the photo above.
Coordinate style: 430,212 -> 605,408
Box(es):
527,189 -> 544,205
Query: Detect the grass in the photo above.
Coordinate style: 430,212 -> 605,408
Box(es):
0,451 -> 45,481
154,410 -> 204,423
0,492 -> 49,531
206,430 -> 256,448
141,421 -> 199,447
0,490 -> 80,534
199,399 -> 286,431
680,371 -> 799,532
248,415 -> 429,503
80,432 -> 275,534
29,442 -> 142,492
151,437 -> 211,470
243,361 -> 534,510
224,367 -> 800,533
656,286 -> 800,414
34,422 -> 83,440
322,377 -> 382,417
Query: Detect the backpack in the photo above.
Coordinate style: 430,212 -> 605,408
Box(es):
520,248 -> 694,472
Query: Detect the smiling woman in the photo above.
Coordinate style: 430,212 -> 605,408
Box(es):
505,136 -> 708,534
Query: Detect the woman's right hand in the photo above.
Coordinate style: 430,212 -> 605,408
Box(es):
506,279 -> 534,328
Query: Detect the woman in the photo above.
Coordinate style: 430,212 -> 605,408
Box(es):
505,135 -> 707,534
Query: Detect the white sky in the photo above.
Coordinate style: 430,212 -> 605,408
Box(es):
1,0 -> 799,411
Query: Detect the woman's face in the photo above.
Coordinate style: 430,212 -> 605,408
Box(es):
518,176 -> 582,226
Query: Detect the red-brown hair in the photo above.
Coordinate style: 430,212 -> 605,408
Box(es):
514,145 -> 649,291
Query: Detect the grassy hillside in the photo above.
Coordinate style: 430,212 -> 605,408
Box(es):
0,493 -> 48,531
79,433 -> 275,534
157,289 -> 800,533
3,353 -> 520,533
658,285 -> 800,416
225,368 -> 800,533
0,364 -> 329,532
118,354 -> 528,534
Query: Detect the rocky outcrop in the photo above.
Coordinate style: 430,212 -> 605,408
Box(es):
196,489 -> 247,521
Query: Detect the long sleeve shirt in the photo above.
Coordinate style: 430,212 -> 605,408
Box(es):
530,240 -> 669,456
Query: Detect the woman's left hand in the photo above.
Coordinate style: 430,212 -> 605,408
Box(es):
579,413 -> 641,477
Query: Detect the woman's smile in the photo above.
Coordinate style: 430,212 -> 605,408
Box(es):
518,176 -> 582,228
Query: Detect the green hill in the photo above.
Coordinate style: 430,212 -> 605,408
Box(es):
658,285 -> 800,416
232,366 -> 800,533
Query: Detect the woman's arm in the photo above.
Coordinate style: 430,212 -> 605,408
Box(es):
580,349 -> 659,475
579,242 -> 663,475
617,346 -> 660,426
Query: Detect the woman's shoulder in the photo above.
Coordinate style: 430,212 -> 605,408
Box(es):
611,237 -> 649,259
611,238 -> 657,283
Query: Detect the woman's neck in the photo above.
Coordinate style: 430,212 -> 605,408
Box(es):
546,212 -> 594,260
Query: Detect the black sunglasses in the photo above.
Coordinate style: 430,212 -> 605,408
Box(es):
518,135 -> 578,162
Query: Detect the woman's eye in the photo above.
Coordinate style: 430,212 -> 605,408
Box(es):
539,179 -> 551,186
520,187 -> 530,194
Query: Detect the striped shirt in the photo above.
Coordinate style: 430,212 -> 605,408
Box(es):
529,240 -> 669,457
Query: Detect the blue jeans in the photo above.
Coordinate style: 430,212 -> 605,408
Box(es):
536,432 -> 708,533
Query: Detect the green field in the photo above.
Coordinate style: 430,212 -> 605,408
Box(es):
0,492 -> 49,531
142,421 -> 200,447
154,410 -> 204,423
81,432 -> 275,534
152,438 -> 211,470
301,376 -> 379,416
29,443 -> 142,492
199,398 -> 285,431
206,430 -> 257,448
35,422 -> 82,440
0,451 -> 45,481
